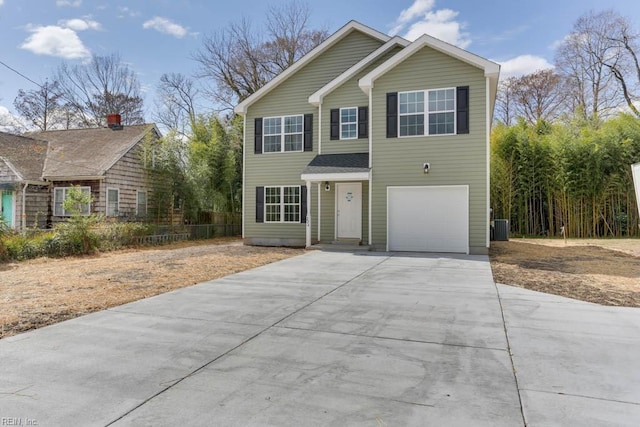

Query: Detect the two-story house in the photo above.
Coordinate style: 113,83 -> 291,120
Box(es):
235,21 -> 500,254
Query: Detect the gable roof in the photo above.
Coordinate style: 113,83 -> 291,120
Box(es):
234,20 -> 390,115
308,36 -> 410,106
28,124 -> 158,180
0,132 -> 48,181
359,33 -> 500,113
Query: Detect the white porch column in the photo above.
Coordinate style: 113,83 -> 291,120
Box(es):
305,180 -> 312,248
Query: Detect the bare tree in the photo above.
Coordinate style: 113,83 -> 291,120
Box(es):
154,73 -> 200,135
555,10 -> 624,120
193,0 -> 328,110
513,69 -> 568,124
495,77 -> 518,125
13,80 -> 64,131
55,53 -> 145,127
602,13 -> 640,117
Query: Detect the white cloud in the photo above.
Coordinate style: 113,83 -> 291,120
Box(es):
391,0 -> 434,34
118,6 -> 140,18
403,9 -> 471,47
20,25 -> 90,59
498,55 -> 554,79
0,0 -> 5,7
390,0 -> 471,48
56,0 -> 82,7
143,16 -> 187,38
59,18 -> 102,31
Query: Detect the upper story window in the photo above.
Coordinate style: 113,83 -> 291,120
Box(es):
254,114 -> 312,154
263,115 -> 303,153
340,107 -> 357,139
399,88 -> 455,136
387,86 -> 469,138
330,107 -> 367,140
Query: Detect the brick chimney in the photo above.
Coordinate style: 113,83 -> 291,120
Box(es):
107,114 -> 123,130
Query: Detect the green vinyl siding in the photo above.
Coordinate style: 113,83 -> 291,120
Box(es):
369,45 -> 488,253
322,47 -> 403,155
245,30 -> 383,243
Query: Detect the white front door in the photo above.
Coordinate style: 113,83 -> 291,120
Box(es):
336,182 -> 362,240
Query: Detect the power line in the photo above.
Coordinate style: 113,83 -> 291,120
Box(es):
0,59 -> 43,89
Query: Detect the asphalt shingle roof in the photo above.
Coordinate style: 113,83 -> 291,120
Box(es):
302,153 -> 369,175
28,124 -> 156,178
0,132 -> 49,181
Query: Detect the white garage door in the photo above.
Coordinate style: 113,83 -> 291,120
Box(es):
388,186 -> 469,253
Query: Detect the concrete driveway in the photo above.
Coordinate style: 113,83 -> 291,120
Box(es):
1,251 -> 638,426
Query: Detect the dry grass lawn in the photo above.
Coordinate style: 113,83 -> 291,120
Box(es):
0,238 -> 303,339
490,238 -> 640,307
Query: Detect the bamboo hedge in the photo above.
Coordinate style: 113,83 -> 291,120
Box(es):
491,114 -> 640,237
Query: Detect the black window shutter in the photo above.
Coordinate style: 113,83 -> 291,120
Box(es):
255,186 -> 264,223
456,86 -> 469,134
254,118 -> 263,154
303,114 -> 313,151
330,109 -> 339,140
386,92 -> 398,138
358,106 -> 368,139
300,185 -> 307,224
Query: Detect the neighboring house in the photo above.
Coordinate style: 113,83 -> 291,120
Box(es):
0,132 -> 49,229
235,21 -> 500,254
0,116 -> 160,231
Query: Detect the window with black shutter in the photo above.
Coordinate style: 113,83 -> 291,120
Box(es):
357,106 -> 368,139
386,92 -> 398,138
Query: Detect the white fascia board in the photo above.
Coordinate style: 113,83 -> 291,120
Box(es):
360,33 -> 501,93
308,36 -> 410,106
301,171 -> 370,182
235,21 -> 391,116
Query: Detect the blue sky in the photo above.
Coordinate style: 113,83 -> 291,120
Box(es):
1,0 -> 640,128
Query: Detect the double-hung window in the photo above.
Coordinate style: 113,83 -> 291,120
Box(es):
398,88 -> 456,136
340,107 -> 357,139
264,186 -> 301,223
106,188 -> 119,217
137,190 -> 147,216
263,115 -> 303,153
53,186 -> 91,216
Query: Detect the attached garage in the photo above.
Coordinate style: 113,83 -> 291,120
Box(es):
387,185 -> 469,253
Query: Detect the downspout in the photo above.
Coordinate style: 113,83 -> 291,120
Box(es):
22,182 -> 29,231
318,101 -> 322,155
486,76 -> 491,250
242,114 -> 246,239
318,101 -> 322,242
368,87 -> 373,247
305,180 -> 312,248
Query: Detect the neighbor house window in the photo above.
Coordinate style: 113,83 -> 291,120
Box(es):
398,88 -> 455,136
53,186 -> 91,217
107,188 -> 119,217
263,115 -> 303,153
137,190 -> 147,216
340,107 -> 357,139
264,186 -> 300,223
